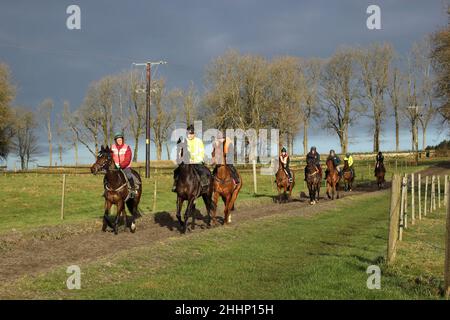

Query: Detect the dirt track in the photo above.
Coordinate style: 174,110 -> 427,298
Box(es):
0,162 -> 448,283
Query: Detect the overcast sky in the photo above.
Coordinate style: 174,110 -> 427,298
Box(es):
0,0 -> 448,166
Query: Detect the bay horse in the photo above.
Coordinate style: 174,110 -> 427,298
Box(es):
211,142 -> 242,225
174,138 -> 216,233
374,161 -> 386,189
305,162 -> 321,205
90,145 -> 142,235
342,160 -> 354,191
325,158 -> 340,200
275,161 -> 295,203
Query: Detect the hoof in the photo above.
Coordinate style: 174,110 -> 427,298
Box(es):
130,223 -> 136,233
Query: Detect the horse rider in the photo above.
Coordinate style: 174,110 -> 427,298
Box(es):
344,152 -> 355,178
172,124 -> 211,192
374,151 -> 384,176
325,149 -> 342,179
212,131 -> 240,184
304,146 -> 322,181
279,147 -> 293,183
110,132 -> 137,198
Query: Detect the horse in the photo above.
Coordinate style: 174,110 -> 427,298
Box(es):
305,161 -> 321,205
90,145 -> 142,235
174,138 -> 216,233
325,158 -> 340,200
342,160 -> 354,191
374,161 -> 386,189
275,160 -> 295,203
211,142 -> 242,225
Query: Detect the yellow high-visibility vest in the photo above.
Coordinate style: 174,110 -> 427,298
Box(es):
187,137 -> 205,164
344,155 -> 353,167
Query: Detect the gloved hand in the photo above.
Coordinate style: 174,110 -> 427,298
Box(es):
115,163 -> 121,170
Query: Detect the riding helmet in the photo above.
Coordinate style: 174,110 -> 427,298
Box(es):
281,147 -> 287,153
114,132 -> 124,140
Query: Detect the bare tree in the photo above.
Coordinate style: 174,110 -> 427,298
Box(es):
0,63 -> 15,160
11,107 -> 39,170
150,79 -> 177,160
62,101 -> 79,165
387,66 -> 403,152
181,81 -> 199,126
357,43 -> 394,152
320,48 -> 360,154
430,8 -> 450,129
300,58 -> 322,155
38,98 -> 54,166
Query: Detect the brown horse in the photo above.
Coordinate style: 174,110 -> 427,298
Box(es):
374,161 -> 386,189
90,145 -> 142,235
275,161 -> 295,203
211,143 -> 242,225
342,160 -> 354,191
305,162 -> 321,205
325,158 -> 340,200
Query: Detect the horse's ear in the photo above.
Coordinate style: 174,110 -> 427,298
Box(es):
105,145 -> 110,152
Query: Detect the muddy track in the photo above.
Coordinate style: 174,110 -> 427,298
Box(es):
1,162 -> 448,283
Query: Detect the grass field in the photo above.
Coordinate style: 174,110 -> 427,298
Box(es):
0,159 -> 441,234
1,190 -> 448,299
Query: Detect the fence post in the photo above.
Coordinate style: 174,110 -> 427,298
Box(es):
432,175 -> 436,212
411,173 -> 415,225
438,176 -> 441,209
404,173 -> 408,215
424,176 -> 429,216
418,173 -> 422,220
252,159 -> 257,195
444,192 -> 450,298
400,176 -> 406,239
445,175 -> 448,208
387,174 -> 401,264
60,174 -> 66,220
152,169 -> 157,212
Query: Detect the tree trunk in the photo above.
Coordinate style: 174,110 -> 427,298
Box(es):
166,143 -> 171,160
133,136 -> 139,162
422,126 -> 427,150
74,142 -> 78,166
373,120 -> 380,153
48,140 -> 52,167
303,119 -> 308,155
395,111 -> 399,152
156,142 -> 162,160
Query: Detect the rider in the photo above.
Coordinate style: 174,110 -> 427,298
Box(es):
212,131 -> 240,184
279,146 -> 293,183
374,151 -> 385,176
325,149 -> 342,179
172,124 -> 211,192
344,152 -> 355,178
111,132 -> 137,198
304,146 -> 322,181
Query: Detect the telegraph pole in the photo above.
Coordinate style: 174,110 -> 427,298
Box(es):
132,60 -> 167,178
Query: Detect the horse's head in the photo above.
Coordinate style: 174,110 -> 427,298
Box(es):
176,137 -> 190,165
90,145 -> 113,175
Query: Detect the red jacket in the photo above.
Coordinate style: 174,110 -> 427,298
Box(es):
111,143 -> 132,169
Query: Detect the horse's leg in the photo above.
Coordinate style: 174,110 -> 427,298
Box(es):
211,191 -> 219,226
103,200 -> 112,232
176,196 -> 183,228
227,187 -> 240,223
224,193 -> 232,224
183,198 -> 195,233
326,179 -> 331,199
113,200 -> 124,235
316,182 -> 320,202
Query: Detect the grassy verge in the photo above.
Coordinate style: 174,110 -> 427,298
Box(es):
1,191 -> 446,299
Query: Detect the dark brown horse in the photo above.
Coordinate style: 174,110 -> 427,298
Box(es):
211,143 -> 242,225
325,158 -> 340,200
374,161 -> 386,189
174,138 -> 216,233
342,160 -> 354,191
305,162 -> 321,205
275,161 -> 295,203
90,145 -> 142,235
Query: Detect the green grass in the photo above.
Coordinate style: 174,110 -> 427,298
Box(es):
0,159 -> 442,234
2,191 -> 447,299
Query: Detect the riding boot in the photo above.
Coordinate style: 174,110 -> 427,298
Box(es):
128,179 -> 136,199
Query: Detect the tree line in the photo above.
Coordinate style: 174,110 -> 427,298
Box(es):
0,13 -> 449,169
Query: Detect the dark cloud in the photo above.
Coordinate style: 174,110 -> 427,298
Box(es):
0,0 -> 447,165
